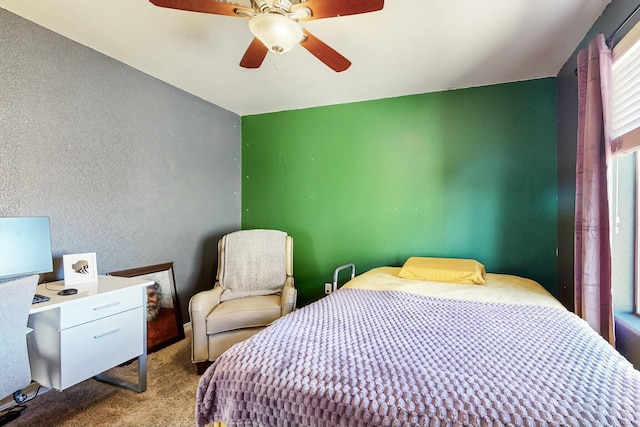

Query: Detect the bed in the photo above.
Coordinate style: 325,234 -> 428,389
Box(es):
196,260 -> 640,427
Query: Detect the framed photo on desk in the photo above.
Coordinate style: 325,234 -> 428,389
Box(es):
109,262 -> 184,354
63,252 -> 98,287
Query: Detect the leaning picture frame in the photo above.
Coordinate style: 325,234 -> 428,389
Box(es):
108,262 -> 185,354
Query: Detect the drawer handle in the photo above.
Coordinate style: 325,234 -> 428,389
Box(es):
93,301 -> 120,311
94,328 -> 121,339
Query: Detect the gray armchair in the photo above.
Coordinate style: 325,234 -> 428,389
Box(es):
0,275 -> 39,401
190,229 -> 296,373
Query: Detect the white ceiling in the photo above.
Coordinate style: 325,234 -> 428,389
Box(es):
1,0 -> 610,116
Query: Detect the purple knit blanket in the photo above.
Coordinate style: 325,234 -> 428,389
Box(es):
196,289 -> 640,426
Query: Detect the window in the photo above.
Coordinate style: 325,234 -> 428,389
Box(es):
611,21 -> 640,155
610,20 -> 640,315
610,151 -> 635,313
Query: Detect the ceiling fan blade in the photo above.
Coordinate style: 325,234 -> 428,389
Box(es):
298,0 -> 383,20
149,0 -> 252,17
240,38 -> 269,69
300,29 -> 351,72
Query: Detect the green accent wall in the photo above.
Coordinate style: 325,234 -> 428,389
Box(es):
242,78 -> 557,306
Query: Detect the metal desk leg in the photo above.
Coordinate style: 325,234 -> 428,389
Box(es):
94,351 -> 147,393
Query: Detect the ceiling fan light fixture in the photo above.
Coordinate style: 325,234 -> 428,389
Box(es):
248,13 -> 303,54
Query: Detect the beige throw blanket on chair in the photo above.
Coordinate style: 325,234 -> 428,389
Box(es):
219,229 -> 287,302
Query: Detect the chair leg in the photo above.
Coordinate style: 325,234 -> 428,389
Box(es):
195,361 -> 212,375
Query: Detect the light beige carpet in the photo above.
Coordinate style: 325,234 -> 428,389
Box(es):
5,332 -> 200,427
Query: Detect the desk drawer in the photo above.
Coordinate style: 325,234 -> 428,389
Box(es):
59,307 -> 143,390
60,286 -> 143,329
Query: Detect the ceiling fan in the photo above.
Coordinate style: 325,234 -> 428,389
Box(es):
149,0 -> 384,72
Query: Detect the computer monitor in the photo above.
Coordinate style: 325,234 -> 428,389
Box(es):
0,217 -> 53,279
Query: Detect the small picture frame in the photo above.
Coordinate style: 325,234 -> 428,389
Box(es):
63,252 -> 98,287
108,262 -> 184,354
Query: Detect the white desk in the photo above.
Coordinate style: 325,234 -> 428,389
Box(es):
27,275 -> 152,393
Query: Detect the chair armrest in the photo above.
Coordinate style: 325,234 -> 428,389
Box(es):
280,276 -> 296,315
189,285 -> 223,363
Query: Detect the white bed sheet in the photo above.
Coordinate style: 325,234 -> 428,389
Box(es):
342,266 -> 565,310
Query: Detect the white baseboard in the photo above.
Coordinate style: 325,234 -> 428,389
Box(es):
183,321 -> 191,334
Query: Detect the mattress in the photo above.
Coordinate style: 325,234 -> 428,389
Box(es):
196,268 -> 640,427
343,266 -> 565,309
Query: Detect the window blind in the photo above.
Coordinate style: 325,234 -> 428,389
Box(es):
611,20 -> 640,155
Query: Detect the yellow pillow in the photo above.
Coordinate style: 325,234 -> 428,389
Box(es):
398,257 -> 486,285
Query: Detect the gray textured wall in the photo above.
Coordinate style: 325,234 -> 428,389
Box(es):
0,9 -> 242,323
556,0 -> 640,311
